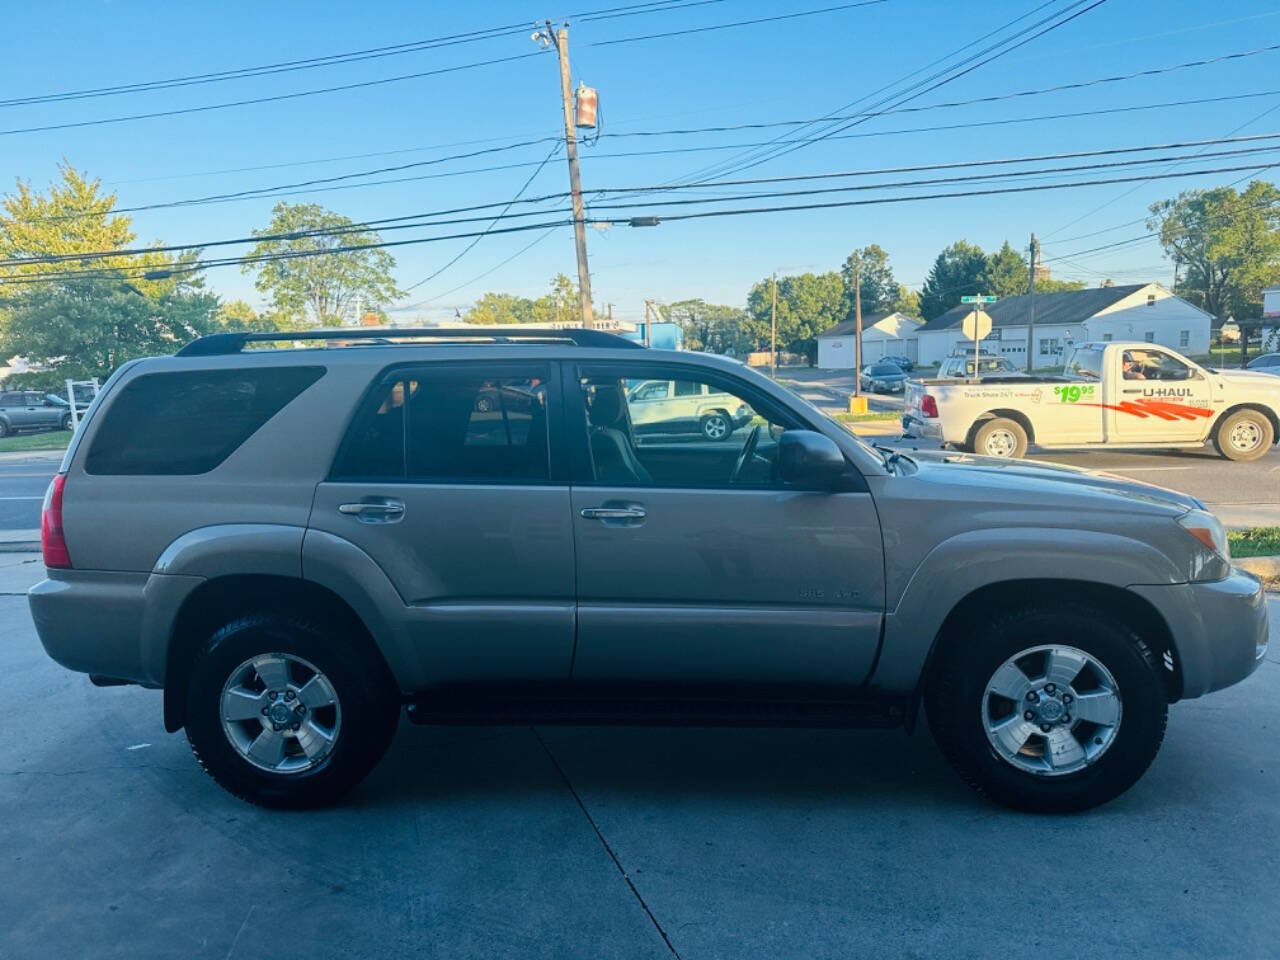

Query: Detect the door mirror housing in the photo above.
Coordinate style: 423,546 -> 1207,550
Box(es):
778,430 -> 847,486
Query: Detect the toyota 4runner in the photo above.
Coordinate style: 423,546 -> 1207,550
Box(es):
30,328 -> 1268,811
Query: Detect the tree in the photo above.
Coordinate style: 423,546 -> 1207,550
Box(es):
981,241 -> 1029,298
746,271 -> 844,363
0,276 -> 220,382
1,163 -> 176,289
666,299 -> 749,353
919,241 -> 987,319
840,244 -> 897,314
462,274 -> 588,326
242,202 -> 402,326
888,284 -> 922,319
1148,180 -> 1280,320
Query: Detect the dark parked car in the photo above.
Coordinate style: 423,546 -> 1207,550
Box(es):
1245,353 -> 1280,374
881,355 -> 914,372
859,362 -> 909,393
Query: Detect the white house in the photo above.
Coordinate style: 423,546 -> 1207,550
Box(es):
816,311 -> 923,369
915,283 -> 1212,369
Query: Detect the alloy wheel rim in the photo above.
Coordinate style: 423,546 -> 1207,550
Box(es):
1229,419 -> 1262,452
984,429 -> 1017,457
705,416 -> 728,439
220,653 -> 342,774
980,644 -> 1122,777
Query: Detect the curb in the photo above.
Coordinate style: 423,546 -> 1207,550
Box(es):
1236,555 -> 1280,585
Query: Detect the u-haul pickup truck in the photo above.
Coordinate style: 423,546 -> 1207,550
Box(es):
903,341 -> 1280,461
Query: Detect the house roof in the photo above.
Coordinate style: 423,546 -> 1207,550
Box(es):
918,284 -> 1150,333
817,311 -> 911,338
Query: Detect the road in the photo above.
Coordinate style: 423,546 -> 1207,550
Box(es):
0,456 -> 58,531
0,561 -> 1277,959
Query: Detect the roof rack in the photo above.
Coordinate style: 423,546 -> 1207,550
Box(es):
175,326 -> 645,357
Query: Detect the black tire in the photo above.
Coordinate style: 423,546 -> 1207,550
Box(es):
61,413 -> 73,431
1213,408 -> 1274,462
184,613 -> 400,809
0,419 -> 9,438
925,604 -> 1168,812
701,411 -> 732,441
972,417 -> 1028,458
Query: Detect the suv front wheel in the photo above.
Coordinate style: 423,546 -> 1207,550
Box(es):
184,613 -> 400,808
925,604 -> 1167,812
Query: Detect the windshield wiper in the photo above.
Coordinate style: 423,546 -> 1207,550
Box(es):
874,442 -> 909,470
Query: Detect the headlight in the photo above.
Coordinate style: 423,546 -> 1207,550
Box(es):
1178,509 -> 1230,561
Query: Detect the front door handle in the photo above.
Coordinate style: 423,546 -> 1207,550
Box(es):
338,500 -> 405,523
580,505 -> 646,521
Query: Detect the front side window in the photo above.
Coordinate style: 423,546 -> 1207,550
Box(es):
86,367 -> 325,475
1122,349 -> 1194,382
332,367 -> 550,482
576,369 -> 801,488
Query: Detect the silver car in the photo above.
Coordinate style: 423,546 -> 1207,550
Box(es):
28,328 -> 1267,811
0,390 -> 73,436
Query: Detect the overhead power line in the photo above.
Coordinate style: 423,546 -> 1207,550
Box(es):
0,0 -> 723,108
700,0 -> 1112,181
672,0 -> 1102,186
10,133 -> 1280,268
0,52 -> 545,138
589,0 -> 887,46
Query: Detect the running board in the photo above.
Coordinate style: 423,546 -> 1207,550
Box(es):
406,685 -> 906,729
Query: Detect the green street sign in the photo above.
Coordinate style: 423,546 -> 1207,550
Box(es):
960,295 -> 998,303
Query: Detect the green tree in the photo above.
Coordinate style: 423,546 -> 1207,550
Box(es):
840,244 -> 897,314
242,202 -> 402,327
981,241 -> 1029,298
0,276 -> 220,382
463,274 -> 588,326
666,298 -> 748,353
1148,180 -> 1280,319
888,284 -> 922,319
746,271 -> 844,363
919,241 -> 987,319
216,299 -> 259,330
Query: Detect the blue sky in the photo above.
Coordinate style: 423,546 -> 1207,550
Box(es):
3,0 -> 1279,324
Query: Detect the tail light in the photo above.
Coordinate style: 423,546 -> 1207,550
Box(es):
41,473 -> 71,569
921,394 -> 940,418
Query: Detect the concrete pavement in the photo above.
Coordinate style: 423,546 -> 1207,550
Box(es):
2,554 -> 1278,959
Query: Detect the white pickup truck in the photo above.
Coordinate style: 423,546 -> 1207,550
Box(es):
903,341 -> 1280,461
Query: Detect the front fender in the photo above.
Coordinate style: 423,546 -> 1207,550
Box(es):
870,526 -> 1184,693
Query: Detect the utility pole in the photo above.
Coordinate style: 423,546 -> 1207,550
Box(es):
548,23 -> 595,329
1024,232 -> 1038,371
643,300 -> 653,347
770,272 -> 778,378
853,260 -> 863,397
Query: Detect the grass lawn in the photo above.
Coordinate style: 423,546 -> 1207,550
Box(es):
1228,527 -> 1280,559
0,431 -> 70,453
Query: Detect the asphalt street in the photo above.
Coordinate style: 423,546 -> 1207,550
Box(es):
0,561 -> 1277,959
0,456 -> 57,532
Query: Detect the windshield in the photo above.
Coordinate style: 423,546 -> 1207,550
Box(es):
868,364 -> 901,375
1065,347 -> 1104,380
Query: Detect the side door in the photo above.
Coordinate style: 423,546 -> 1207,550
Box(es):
1105,347 -> 1216,443
26,392 -> 59,427
307,361 -> 576,684
565,360 -> 885,687
0,392 -> 28,430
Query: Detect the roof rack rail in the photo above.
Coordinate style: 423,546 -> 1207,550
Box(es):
175,326 -> 645,357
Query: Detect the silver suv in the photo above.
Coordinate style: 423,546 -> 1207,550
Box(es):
30,328 -> 1267,811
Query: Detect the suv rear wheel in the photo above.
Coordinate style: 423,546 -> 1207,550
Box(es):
925,604 -> 1167,812
184,613 -> 400,808
701,411 -> 732,441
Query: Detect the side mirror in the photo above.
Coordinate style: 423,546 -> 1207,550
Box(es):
778,430 -> 847,487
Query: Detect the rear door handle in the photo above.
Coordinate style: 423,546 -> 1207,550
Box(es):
580,505 -> 646,521
338,500 -> 405,523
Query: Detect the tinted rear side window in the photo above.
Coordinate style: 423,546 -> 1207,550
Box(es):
85,367 -> 325,475
331,367 -> 550,482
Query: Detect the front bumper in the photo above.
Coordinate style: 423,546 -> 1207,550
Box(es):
1128,567 -> 1269,700
902,414 -> 941,440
